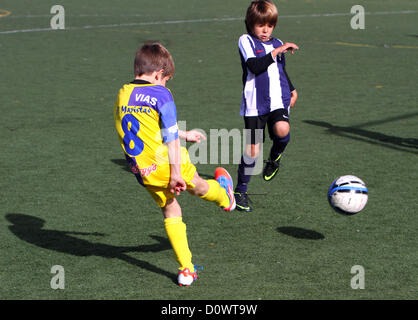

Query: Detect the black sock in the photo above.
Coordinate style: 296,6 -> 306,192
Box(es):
235,154 -> 258,193
270,133 -> 290,160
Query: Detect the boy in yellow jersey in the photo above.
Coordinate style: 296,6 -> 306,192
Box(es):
114,43 -> 236,286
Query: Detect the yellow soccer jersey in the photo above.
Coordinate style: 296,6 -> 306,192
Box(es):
114,80 -> 180,187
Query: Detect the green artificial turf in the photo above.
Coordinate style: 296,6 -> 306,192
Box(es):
0,0 -> 417,300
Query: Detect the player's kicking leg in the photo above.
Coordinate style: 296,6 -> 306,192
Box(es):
214,167 -> 236,212
188,169 -> 236,212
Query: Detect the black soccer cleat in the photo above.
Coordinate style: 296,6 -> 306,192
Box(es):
263,154 -> 282,181
234,192 -> 252,212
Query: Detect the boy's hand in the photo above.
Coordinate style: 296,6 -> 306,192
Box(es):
290,89 -> 298,108
281,42 -> 299,54
185,130 -> 206,143
273,42 -> 299,58
169,175 -> 187,195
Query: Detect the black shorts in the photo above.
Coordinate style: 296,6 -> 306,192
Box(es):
243,108 -> 289,145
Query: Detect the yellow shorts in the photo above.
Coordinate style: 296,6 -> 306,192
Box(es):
143,147 -> 197,207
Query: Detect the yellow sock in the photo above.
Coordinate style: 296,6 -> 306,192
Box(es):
164,217 -> 194,272
200,179 -> 229,208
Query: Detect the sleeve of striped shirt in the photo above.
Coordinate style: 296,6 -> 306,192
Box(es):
246,54 -> 275,75
238,34 -> 256,61
239,34 -> 275,75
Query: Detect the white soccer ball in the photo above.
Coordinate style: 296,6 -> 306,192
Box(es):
328,175 -> 368,215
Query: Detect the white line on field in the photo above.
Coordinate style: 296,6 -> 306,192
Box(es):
6,13 -> 146,18
0,10 -> 417,35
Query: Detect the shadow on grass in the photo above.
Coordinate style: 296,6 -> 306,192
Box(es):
277,226 -> 325,240
198,173 -> 215,180
5,213 -> 177,284
110,158 -> 131,173
304,119 -> 418,154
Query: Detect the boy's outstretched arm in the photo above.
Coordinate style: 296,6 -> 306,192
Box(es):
245,42 -> 299,75
271,42 -> 299,59
246,54 -> 275,75
166,138 -> 186,195
179,130 -> 207,143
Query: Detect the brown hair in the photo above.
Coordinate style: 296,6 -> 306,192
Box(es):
134,42 -> 175,78
245,0 -> 278,35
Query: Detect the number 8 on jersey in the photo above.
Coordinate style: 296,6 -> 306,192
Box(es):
122,114 -> 144,156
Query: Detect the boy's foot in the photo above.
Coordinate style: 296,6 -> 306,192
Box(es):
215,167 -> 236,212
178,265 -> 203,287
234,192 -> 252,212
263,154 -> 282,181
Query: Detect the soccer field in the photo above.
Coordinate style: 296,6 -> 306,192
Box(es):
0,0 -> 417,300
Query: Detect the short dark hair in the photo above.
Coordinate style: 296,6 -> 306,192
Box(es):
245,0 -> 278,35
134,42 -> 175,78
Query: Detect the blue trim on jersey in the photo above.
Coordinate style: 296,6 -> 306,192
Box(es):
159,100 -> 179,143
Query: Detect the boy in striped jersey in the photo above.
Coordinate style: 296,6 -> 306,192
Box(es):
235,0 -> 299,212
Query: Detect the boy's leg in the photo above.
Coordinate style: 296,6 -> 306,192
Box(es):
234,144 -> 260,212
234,115 -> 266,211
145,150 -> 200,286
236,143 -> 260,193
264,115 -> 290,181
188,172 -> 234,211
162,198 -> 195,274
269,121 -> 290,160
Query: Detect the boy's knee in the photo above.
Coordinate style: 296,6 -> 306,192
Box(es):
274,121 -> 290,137
162,198 -> 182,218
188,174 -> 209,197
